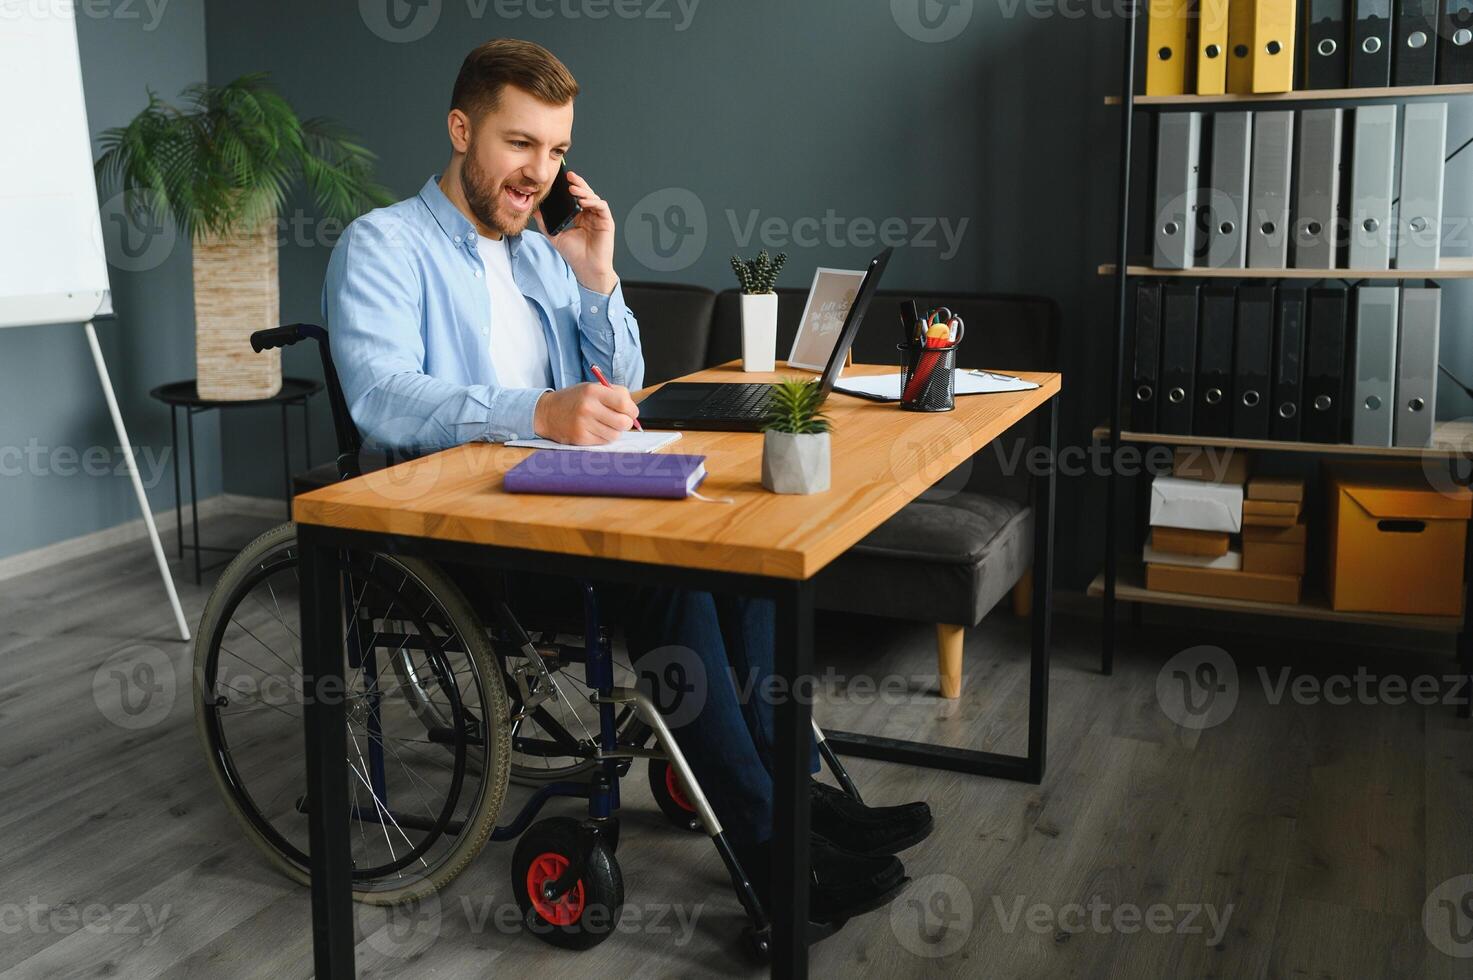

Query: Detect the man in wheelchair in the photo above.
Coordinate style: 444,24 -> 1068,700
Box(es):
321,38 -> 933,930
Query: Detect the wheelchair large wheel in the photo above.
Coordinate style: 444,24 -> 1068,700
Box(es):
499,638 -> 649,785
193,522 -> 511,905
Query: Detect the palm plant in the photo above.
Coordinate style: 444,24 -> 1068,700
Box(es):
94,73 -> 392,239
93,73 -> 393,400
762,378 -> 831,435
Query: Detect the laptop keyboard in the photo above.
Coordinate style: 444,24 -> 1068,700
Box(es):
692,383 -> 773,419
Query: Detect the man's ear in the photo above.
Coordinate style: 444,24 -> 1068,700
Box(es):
446,108 -> 472,155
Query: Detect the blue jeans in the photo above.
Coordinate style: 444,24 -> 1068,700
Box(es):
619,586 -> 821,851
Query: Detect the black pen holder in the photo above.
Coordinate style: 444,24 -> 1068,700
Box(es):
898,343 -> 958,412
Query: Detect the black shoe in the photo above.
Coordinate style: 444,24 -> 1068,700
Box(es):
740,834 -> 909,926
809,780 -> 934,856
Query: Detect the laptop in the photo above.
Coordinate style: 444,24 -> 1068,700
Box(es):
637,247 -> 892,431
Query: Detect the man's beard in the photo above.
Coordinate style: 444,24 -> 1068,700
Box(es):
461,149 -> 541,238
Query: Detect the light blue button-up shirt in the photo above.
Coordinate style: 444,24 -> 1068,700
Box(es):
322,175 -> 643,451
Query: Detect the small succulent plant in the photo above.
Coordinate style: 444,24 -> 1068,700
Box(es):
762,377 -> 831,435
730,250 -> 787,294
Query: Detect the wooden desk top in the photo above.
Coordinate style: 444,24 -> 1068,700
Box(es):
293,363 -> 1061,580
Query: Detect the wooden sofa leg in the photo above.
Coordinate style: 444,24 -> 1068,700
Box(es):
1012,571 -> 1033,618
937,624 -> 965,699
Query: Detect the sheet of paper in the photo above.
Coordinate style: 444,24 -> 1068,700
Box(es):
504,430 -> 683,453
833,370 -> 1040,401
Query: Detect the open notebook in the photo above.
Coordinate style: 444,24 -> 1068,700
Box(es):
833,370 -> 1039,401
505,430 -> 682,453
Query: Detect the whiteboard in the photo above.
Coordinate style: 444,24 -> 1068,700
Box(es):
0,6 -> 112,329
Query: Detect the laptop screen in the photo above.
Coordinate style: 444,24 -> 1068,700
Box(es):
816,247 -> 893,399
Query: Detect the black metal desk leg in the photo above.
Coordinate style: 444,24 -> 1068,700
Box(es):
170,406 -> 182,560
299,526 -> 355,978
1027,397 -> 1057,783
771,579 -> 814,979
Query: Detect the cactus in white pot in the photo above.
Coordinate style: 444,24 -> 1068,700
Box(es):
730,250 -> 786,372
761,377 -> 830,494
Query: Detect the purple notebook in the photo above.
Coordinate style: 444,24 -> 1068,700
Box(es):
504,450 -> 708,499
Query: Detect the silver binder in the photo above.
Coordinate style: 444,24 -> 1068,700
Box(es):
1153,112 -> 1202,269
1206,111 -> 1253,269
1292,108 -> 1343,269
1349,105 -> 1397,270
1395,285 -> 1440,447
1352,285 -> 1400,447
1248,111 -> 1294,269
1396,102 -> 1447,271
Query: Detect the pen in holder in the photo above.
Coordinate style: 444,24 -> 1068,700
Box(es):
899,342 -> 959,411
897,302 -> 965,412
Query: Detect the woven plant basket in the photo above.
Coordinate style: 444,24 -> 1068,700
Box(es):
192,215 -> 280,400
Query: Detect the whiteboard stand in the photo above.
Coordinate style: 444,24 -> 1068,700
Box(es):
84,321 -> 191,642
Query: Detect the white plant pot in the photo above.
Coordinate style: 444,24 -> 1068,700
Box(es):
740,292 -> 778,372
761,430 -> 830,495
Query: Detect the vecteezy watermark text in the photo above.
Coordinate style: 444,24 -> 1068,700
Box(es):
0,899 -> 172,946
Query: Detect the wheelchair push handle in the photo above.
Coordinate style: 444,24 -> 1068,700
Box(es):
250,323 -> 325,354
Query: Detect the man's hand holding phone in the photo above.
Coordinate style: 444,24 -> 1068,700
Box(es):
532,382 -> 639,445
537,167 -> 617,295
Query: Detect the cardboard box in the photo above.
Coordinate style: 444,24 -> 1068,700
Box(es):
1247,476 -> 1305,503
1143,542 -> 1243,570
1150,476 -> 1244,533
1146,563 -> 1302,604
1173,446 -> 1249,485
1327,467 -> 1472,616
1242,499 -> 1301,527
1151,526 -> 1231,557
1243,522 -> 1307,575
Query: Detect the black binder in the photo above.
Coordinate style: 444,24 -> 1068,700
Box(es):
1305,0 -> 1350,88
1393,0 -> 1440,83
1440,0 -> 1473,83
1351,0 -> 1394,85
1131,281 -> 1163,433
1271,287 -> 1308,440
1233,285 -> 1275,439
1159,283 -> 1200,435
1195,286 -> 1237,437
1303,286 -> 1350,442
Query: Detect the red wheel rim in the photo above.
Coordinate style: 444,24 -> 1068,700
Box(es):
664,765 -> 696,812
525,852 -> 586,926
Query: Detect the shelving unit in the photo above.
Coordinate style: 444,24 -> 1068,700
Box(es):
1099,256 -> 1473,279
1098,17 -> 1473,713
1104,82 -> 1473,107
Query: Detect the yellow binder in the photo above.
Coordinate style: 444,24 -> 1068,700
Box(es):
1145,0 -> 1194,96
1196,0 -> 1230,95
1226,0 -> 1257,93
1226,0 -> 1298,94
1252,0 -> 1295,92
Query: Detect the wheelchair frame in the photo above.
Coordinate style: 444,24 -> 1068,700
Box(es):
247,323 -> 867,955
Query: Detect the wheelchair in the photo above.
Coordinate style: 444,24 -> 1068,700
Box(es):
192,323 -> 868,953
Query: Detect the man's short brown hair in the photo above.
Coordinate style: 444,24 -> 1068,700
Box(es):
451,39 -> 579,119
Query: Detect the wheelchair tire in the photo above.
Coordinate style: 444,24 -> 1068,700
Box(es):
193,522 -> 512,906
513,816 -> 624,950
646,758 -> 702,832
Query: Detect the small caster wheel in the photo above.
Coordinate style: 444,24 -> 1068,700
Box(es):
648,758 -> 702,832
512,817 -> 624,950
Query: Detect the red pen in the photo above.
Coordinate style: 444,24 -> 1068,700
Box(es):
589,363 -> 643,431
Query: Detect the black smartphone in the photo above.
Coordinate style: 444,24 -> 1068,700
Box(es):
538,161 -> 580,236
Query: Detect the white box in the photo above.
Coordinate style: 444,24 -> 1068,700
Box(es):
1149,475 -> 1244,533
1143,543 -> 1243,571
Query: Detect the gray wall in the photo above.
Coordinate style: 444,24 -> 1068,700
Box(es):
204,0 -> 1123,587
0,0 -> 215,561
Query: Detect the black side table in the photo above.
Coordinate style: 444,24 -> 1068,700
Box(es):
150,377 -> 321,583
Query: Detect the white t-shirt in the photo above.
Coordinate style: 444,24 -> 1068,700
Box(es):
482,237 -> 552,390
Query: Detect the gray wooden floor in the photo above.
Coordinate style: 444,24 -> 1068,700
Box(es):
2,512 -> 1471,979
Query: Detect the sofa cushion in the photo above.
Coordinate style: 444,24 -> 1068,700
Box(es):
814,491 -> 1033,627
